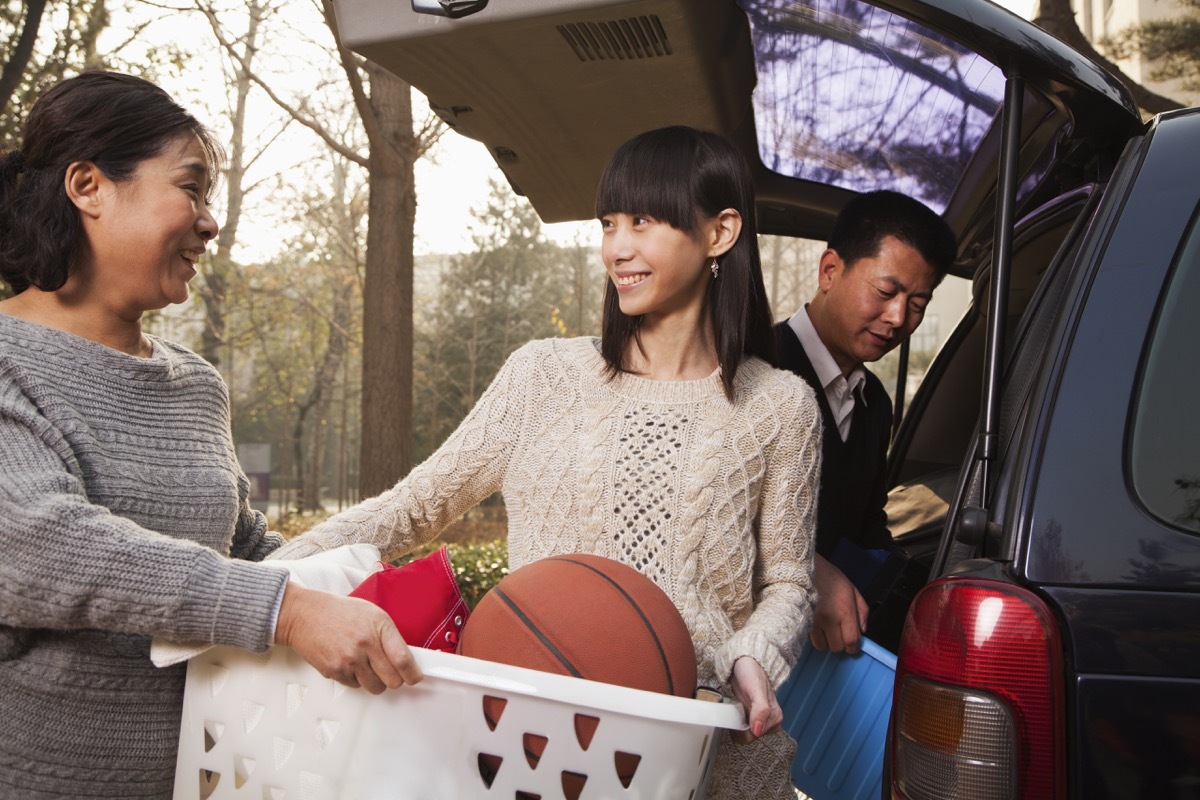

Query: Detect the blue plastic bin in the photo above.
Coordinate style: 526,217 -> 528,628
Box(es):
778,637 -> 897,800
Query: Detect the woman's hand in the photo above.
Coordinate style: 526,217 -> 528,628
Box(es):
728,656 -> 782,744
274,582 -> 423,693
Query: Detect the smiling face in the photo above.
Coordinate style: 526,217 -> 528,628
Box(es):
600,212 -> 715,323
810,234 -> 938,374
72,134 -> 218,317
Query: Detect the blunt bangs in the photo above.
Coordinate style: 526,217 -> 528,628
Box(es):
595,129 -> 706,234
596,125 -> 776,400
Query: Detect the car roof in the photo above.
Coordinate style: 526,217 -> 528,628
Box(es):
332,0 -> 1142,272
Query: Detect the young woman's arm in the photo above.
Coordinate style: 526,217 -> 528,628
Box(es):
713,379 -> 823,688
271,341 -> 542,561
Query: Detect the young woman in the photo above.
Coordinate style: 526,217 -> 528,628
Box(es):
274,125 -> 823,798
0,71 -> 419,799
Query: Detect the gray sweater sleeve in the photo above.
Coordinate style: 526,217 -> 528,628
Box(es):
0,326 -> 286,653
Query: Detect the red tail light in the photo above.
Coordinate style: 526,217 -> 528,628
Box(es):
889,578 -> 1065,800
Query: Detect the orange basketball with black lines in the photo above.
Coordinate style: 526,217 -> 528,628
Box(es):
458,554 -> 697,698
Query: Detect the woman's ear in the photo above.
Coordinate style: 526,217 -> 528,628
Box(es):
64,161 -> 106,219
707,208 -> 743,258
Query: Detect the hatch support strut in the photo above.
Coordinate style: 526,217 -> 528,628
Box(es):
978,74 -> 1023,502
936,73 -> 1024,572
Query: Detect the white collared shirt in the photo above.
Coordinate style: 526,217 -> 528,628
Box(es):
787,307 -> 867,442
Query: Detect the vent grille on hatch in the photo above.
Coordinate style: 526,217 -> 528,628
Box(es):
558,16 -> 672,61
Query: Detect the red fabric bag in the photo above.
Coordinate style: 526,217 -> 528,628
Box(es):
349,547 -> 470,652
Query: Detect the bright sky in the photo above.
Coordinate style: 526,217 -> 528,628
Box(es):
413,111 -> 594,255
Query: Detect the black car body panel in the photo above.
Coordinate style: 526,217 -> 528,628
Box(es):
1073,675 -> 1200,798
1020,112 -> 1200,591
1014,110 -> 1200,798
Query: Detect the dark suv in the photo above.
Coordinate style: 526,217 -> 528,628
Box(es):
329,0 -> 1200,796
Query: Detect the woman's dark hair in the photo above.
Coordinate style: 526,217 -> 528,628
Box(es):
594,125 -> 774,400
0,71 -> 222,294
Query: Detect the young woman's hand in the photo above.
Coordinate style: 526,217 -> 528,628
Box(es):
727,655 -> 783,744
274,582 -> 423,693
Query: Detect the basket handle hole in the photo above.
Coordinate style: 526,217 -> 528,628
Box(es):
573,714 -> 599,750
523,733 -> 549,769
562,770 -> 587,800
234,756 -> 256,788
199,768 -> 220,799
482,695 -> 507,731
478,753 -> 503,788
615,752 -> 641,788
515,792 -> 542,800
203,720 -> 224,753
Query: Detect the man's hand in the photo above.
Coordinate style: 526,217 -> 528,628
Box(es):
727,656 -> 783,744
274,582 -> 423,693
809,554 -> 870,654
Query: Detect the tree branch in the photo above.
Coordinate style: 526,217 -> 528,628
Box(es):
319,0 -> 388,155
194,0 -> 367,166
0,0 -> 48,119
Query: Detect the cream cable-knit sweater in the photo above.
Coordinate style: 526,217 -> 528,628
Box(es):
274,336 -> 822,799
0,314 -> 288,799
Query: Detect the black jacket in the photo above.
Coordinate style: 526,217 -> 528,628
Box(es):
773,322 -> 892,557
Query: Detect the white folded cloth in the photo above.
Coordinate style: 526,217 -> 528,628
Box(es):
150,543 -> 383,667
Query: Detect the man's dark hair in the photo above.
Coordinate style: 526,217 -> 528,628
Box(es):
828,190 -> 957,285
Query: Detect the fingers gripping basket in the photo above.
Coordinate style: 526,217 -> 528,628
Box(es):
175,645 -> 745,799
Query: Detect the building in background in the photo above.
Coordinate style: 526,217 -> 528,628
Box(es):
1073,0 -> 1199,106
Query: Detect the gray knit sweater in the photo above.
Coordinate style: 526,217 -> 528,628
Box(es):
0,314 -> 288,799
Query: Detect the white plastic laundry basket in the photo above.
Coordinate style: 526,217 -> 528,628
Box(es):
175,644 -> 745,800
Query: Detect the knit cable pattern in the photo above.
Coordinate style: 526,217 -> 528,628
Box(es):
275,336 -> 822,800
0,314 -> 287,798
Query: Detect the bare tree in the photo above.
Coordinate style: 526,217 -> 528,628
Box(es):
1,0 -> 110,140
289,157 -> 358,512
199,0 -> 444,497
760,234 -> 823,321
0,0 -> 49,117
194,0 -> 264,368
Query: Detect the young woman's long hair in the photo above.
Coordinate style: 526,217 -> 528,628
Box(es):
594,125 -> 774,400
0,71 -> 222,294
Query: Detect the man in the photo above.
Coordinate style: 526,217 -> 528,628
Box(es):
775,190 -> 957,653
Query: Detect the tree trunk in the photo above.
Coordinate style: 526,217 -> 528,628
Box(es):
0,0 -> 47,119
291,404 -> 308,514
198,0 -> 260,368
358,62 -> 417,497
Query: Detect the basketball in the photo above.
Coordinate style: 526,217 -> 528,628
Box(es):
457,554 -> 697,698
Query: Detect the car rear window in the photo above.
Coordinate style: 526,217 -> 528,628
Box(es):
1130,209 -> 1200,534
739,0 -> 1005,213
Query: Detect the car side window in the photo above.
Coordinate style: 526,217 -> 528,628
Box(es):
1130,210 -> 1200,534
